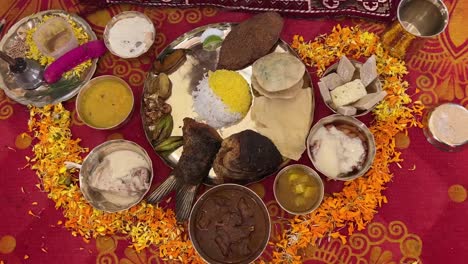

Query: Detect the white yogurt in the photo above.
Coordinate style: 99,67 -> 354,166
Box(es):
310,126 -> 365,178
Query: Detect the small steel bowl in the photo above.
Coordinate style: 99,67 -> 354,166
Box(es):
397,0 -> 449,38
103,11 -> 155,59
273,164 -> 324,215
307,115 -> 376,181
188,184 -> 270,264
76,75 -> 134,130
320,60 -> 383,117
422,103 -> 468,152
79,140 -> 153,213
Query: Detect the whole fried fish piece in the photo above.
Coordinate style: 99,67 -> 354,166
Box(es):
213,130 -> 283,183
147,118 -> 222,221
217,12 -> 284,70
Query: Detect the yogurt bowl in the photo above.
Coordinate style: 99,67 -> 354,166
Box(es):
306,115 -> 376,181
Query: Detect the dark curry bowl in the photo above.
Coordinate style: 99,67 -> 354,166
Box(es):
188,184 -> 271,264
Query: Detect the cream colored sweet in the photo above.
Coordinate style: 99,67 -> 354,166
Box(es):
428,103 -> 468,146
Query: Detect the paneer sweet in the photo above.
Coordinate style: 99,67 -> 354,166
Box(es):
318,81 -> 332,103
337,105 -> 357,116
330,79 -> 367,107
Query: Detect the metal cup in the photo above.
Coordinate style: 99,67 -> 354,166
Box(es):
381,0 -> 449,59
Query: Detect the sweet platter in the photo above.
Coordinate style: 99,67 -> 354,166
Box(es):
0,10 -> 98,107
141,22 -> 315,186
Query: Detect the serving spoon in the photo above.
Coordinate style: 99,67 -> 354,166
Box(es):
0,50 -> 43,90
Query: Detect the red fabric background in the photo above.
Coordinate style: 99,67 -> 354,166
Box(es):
0,1 -> 467,263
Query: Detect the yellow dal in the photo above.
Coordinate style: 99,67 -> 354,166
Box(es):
78,78 -> 133,128
208,70 -> 252,116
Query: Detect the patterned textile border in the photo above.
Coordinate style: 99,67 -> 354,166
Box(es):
95,0 -> 398,21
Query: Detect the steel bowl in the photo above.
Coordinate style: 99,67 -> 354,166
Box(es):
306,115 -> 376,181
103,11 -> 155,59
188,184 -> 271,264
321,59 -> 383,117
76,75 -> 134,130
397,0 -> 449,37
79,140 -> 153,213
273,164 -> 324,215
422,103 -> 468,152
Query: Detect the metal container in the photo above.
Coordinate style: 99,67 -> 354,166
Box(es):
76,75 -> 134,130
423,103 -> 468,152
77,140 -> 153,213
103,11 -> 155,59
273,164 -> 324,215
188,184 -> 270,264
381,0 -> 449,59
321,59 -> 383,117
306,115 -> 376,181
0,10 -> 98,107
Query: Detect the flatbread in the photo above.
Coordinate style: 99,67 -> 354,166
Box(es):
251,88 -> 313,160
251,75 -> 304,99
252,52 -> 305,92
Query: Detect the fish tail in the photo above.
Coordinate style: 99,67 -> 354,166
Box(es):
146,175 -> 179,204
175,184 -> 199,222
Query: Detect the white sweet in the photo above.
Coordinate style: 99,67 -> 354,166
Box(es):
330,79 -> 367,107
108,16 -> 154,58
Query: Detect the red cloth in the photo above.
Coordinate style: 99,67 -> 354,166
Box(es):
1,1 -> 467,264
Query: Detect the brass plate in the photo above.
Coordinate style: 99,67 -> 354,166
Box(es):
142,23 -> 315,185
0,10 -> 98,107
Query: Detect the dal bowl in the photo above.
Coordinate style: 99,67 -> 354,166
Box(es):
307,115 -> 376,181
273,164 -> 324,215
76,75 -> 134,130
189,184 -> 270,264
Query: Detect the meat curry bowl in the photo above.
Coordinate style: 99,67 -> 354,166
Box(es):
78,140 -> 153,212
189,184 -> 270,264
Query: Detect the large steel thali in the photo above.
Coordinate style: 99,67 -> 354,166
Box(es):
142,23 -> 315,185
0,10 -> 98,107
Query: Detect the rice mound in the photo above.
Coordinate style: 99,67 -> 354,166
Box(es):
193,70 -> 252,128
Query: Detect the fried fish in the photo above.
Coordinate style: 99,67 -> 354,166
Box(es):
217,12 -> 284,70
146,118 -> 222,221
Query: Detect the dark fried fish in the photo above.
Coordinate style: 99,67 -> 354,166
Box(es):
147,118 -> 222,221
217,12 -> 284,70
213,130 -> 283,183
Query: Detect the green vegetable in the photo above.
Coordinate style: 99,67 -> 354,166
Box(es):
154,136 -> 183,152
152,114 -> 173,145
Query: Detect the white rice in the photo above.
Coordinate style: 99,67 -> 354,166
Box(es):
192,75 -> 242,129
